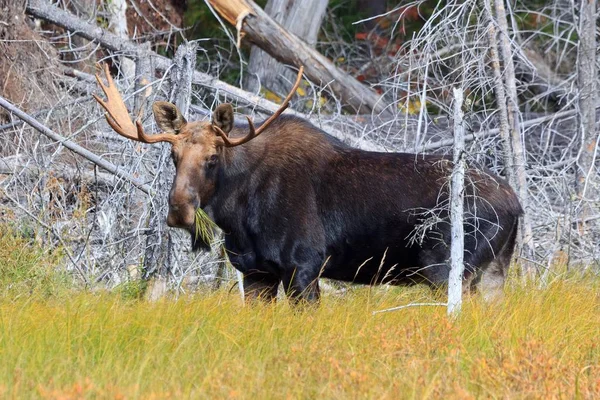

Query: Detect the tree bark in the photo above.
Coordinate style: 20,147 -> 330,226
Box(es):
448,87 -> 465,317
486,22 -> 514,187
106,0 -> 135,83
489,0 -> 536,276
134,43 -> 153,117
576,0 -> 598,234
143,42 -> 197,285
207,0 -> 389,115
245,0 -> 328,98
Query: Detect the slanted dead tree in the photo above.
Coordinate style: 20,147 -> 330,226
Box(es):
0,95 -> 152,194
207,0 -> 389,115
26,0 -> 388,152
245,0 -> 328,98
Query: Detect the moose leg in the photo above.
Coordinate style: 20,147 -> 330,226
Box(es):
282,267 -> 320,305
472,217 -> 518,301
243,271 -> 280,302
280,242 -> 325,304
227,246 -> 280,302
478,260 -> 506,302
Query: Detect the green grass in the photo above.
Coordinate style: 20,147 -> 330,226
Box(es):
0,230 -> 599,398
194,207 -> 218,247
0,228 -> 69,299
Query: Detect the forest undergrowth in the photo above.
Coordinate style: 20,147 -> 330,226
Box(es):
0,229 -> 599,399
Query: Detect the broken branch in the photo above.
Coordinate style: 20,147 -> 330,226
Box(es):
0,95 -> 153,195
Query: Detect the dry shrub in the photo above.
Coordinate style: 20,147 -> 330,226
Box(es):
0,0 -> 60,120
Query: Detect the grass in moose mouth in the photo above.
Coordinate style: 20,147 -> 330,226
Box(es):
194,206 -> 218,245
0,230 -> 599,398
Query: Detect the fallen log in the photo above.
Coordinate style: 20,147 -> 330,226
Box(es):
0,156 -> 118,193
208,0 -> 389,115
25,0 -> 389,152
245,0 -> 328,98
25,0 -> 298,116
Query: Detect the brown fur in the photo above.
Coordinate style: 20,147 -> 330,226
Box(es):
149,103 -> 522,303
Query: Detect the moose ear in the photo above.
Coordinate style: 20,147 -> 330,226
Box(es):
153,101 -> 187,133
212,104 -> 234,134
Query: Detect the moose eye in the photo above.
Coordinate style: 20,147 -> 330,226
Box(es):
207,154 -> 218,168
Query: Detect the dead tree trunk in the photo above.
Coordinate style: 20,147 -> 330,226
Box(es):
143,42 -> 197,299
576,0 -> 598,235
487,0 -> 536,275
448,87 -> 465,316
245,0 -> 328,98
106,0 -> 135,83
67,0 -> 97,73
26,0 -> 387,151
134,43 -> 153,117
207,0 -> 388,115
486,22 -> 514,188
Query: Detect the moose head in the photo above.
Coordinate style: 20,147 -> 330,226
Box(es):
93,63 -> 303,235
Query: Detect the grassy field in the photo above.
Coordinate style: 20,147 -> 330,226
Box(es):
1,230 -> 599,399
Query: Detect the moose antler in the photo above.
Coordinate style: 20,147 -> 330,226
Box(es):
214,66 -> 304,147
93,63 -> 179,145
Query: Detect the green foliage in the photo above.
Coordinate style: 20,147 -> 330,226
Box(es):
184,1 -> 228,41
0,226 -> 71,298
194,206 -> 218,247
326,0 -> 371,42
114,278 -> 147,301
182,0 -> 268,85
326,0 -> 435,42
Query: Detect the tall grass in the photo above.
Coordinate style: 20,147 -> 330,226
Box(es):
0,231 -> 599,398
0,228 -> 69,299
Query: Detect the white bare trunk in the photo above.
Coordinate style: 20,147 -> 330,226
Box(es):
448,87 -> 465,316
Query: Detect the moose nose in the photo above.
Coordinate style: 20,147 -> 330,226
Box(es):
166,211 -> 177,228
167,196 -> 197,229
166,204 -> 195,228
167,178 -> 199,228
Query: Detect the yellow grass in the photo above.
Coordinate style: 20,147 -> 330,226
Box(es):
1,231 -> 599,399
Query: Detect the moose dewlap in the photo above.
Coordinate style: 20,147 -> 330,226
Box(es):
94,64 -> 522,303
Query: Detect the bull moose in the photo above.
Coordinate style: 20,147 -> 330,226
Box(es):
94,64 -> 522,303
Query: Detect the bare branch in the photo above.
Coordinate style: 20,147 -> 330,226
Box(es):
0,94 -> 153,194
